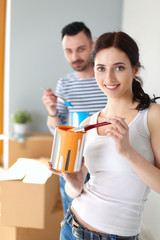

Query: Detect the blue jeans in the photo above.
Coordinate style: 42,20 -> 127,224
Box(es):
61,207 -> 139,240
59,173 -> 90,240
59,176 -> 73,216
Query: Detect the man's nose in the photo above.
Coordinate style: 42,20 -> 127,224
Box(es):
71,51 -> 79,61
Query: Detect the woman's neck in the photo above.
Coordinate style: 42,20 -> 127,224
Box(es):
101,98 -> 138,119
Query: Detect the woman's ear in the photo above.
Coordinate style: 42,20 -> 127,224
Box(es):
133,65 -> 139,77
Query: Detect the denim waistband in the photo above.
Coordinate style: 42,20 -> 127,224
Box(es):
65,207 -> 138,240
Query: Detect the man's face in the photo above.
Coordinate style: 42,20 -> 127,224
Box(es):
62,31 -> 93,72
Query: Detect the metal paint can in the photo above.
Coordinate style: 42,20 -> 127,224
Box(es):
69,112 -> 89,127
51,126 -> 86,172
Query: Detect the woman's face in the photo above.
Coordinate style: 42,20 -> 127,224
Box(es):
94,47 -> 138,100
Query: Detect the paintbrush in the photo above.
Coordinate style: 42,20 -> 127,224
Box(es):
71,118 -> 126,132
57,96 -> 73,107
71,121 -> 111,132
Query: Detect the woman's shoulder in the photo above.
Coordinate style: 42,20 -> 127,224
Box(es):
148,103 -> 160,116
148,103 -> 160,131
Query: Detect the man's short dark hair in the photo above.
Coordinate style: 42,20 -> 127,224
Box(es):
61,21 -> 92,40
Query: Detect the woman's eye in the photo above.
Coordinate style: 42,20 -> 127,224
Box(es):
97,67 -> 105,72
116,66 -> 124,71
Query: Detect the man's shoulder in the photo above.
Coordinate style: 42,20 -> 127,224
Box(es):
59,72 -> 96,81
60,71 -> 78,81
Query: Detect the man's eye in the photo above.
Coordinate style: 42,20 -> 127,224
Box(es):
97,67 -> 104,72
66,50 -> 72,54
78,47 -> 85,52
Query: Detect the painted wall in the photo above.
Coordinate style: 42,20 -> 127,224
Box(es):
122,1 -> 160,239
8,0 -> 123,133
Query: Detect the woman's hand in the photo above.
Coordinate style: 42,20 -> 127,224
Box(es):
48,161 -> 84,183
105,117 -> 130,156
48,158 -> 88,198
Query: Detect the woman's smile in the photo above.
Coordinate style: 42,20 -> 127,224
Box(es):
105,84 -> 120,90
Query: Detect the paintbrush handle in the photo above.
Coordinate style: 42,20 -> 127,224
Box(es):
84,121 -> 111,131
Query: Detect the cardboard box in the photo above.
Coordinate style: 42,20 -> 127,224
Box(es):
0,174 -> 17,240
0,216 -> 16,240
16,207 -> 63,240
0,158 -> 60,229
0,206 -> 63,240
8,132 -> 53,167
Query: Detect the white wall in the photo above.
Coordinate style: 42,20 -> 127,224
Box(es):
122,0 -> 160,99
7,0 -> 123,133
122,1 -> 160,239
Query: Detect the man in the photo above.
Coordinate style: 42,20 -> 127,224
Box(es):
42,22 -> 107,240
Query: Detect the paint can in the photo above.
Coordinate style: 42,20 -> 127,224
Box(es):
51,126 -> 86,172
69,112 -> 89,127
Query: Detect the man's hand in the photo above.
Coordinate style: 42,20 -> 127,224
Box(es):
42,88 -> 57,115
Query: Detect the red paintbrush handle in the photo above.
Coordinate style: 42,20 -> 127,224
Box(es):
51,93 -> 57,99
43,88 -> 57,99
84,121 -> 111,131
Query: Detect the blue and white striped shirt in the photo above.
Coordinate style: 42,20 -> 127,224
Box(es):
55,72 -> 107,125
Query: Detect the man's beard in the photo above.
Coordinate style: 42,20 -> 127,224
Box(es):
71,60 -> 90,72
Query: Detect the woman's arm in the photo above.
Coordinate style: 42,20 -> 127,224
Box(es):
48,161 -> 88,199
105,104 -> 160,194
65,164 -> 88,198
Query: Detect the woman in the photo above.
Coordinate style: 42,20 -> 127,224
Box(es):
49,31 -> 160,240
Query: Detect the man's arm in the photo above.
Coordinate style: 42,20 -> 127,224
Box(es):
42,88 -> 61,128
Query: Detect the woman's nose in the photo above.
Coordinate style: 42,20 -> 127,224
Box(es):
104,70 -> 115,83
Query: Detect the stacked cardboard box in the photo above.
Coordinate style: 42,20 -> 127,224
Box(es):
8,132 -> 54,167
0,158 -> 63,240
0,208 -> 63,240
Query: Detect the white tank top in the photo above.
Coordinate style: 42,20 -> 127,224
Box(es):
72,108 -> 155,236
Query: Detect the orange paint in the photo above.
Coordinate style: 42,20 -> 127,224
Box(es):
51,126 -> 86,172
